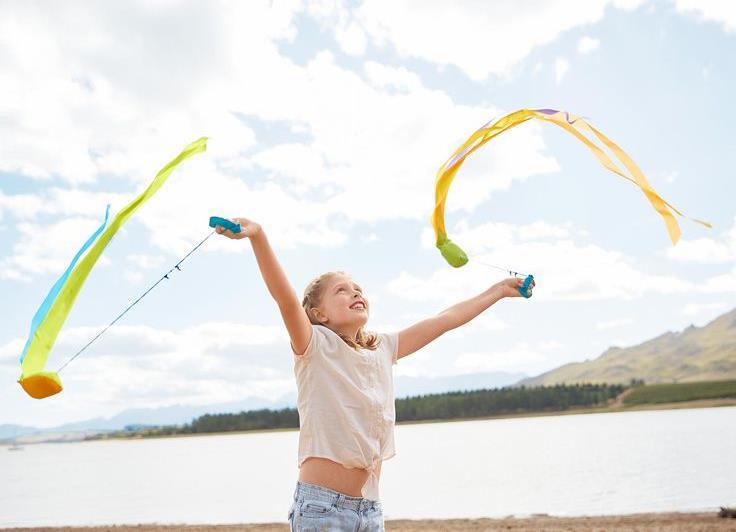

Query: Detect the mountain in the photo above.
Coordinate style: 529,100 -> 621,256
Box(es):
50,395 -> 296,432
518,308 -> 736,386
1,394 -> 297,443
0,424 -> 36,440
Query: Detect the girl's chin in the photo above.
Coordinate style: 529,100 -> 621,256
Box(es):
346,314 -> 368,325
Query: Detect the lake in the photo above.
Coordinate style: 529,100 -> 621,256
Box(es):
1,406 -> 734,527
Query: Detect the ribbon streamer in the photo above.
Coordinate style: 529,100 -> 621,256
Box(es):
19,205 -> 110,366
18,137 -> 208,399
432,108 -> 711,267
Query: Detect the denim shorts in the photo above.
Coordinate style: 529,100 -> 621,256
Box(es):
287,481 -> 384,531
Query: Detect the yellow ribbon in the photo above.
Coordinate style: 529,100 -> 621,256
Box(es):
19,137 -> 208,399
432,109 -> 710,267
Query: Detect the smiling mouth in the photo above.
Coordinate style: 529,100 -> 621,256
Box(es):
349,302 -> 366,310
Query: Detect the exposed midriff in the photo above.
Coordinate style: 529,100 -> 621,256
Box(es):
298,456 -> 382,497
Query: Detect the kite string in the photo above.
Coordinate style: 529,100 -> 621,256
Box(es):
465,251 -> 530,279
54,228 -> 528,373
56,230 -> 216,373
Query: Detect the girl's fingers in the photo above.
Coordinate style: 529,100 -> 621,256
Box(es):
215,226 -> 234,238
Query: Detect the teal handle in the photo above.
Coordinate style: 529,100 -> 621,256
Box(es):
209,216 -> 241,233
518,275 -> 534,298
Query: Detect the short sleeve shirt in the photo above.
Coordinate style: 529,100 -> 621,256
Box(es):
293,324 -> 399,501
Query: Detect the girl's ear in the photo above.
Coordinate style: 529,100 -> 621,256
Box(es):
311,308 -> 328,324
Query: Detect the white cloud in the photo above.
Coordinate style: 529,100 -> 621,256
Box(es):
0,190 -> 44,220
420,220 -> 573,253
518,221 -> 573,240
674,0 -> 736,32
682,301 -> 730,317
0,2 -> 270,185
666,216 -> 736,264
448,313 -> 509,339
453,340 -> 562,374
657,170 -> 679,184
0,337 -> 24,362
344,0 -> 635,81
1,1 -> 574,284
578,36 -> 601,54
613,0 -> 649,10
363,61 -> 423,92
336,22 -> 368,55
306,0 -> 366,56
699,267 -> 736,295
0,188 -> 129,221
1,320 -> 292,420
596,318 -> 633,330
126,254 -> 166,269
400,219 -> 697,303
0,267 -> 29,282
0,187 -> 143,281
0,216 -> 113,280
143,48 -> 562,247
122,270 -> 145,285
555,57 -> 570,84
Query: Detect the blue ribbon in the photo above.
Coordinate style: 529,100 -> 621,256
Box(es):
19,205 -> 111,364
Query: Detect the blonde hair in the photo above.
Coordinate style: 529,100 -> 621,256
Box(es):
302,271 -> 379,350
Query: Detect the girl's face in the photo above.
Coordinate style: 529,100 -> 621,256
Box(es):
313,274 -> 369,330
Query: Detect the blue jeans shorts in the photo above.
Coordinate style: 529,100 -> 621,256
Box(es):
287,481 -> 385,531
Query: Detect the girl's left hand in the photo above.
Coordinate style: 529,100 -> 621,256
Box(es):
494,277 -> 535,298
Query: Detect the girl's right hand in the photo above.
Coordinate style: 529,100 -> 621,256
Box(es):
214,217 -> 262,240
493,276 -> 535,298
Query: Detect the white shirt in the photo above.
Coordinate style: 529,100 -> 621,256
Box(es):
293,324 -> 399,501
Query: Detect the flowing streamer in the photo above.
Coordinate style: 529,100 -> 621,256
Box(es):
432,109 -> 711,267
19,205 -> 110,365
18,137 -> 208,399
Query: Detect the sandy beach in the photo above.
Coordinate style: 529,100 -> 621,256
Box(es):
5,512 -> 735,531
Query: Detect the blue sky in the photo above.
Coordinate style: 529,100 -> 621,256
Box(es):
1,0 -> 734,427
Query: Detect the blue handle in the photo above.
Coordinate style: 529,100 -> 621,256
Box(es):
518,274 -> 534,298
209,216 -> 242,234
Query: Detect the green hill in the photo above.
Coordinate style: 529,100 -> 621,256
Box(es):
623,379 -> 736,405
518,307 -> 736,386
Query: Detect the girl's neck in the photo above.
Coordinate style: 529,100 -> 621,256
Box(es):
327,324 -> 360,343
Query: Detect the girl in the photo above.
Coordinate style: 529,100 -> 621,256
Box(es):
215,217 -> 534,531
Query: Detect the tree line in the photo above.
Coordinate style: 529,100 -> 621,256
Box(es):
104,382 -> 626,439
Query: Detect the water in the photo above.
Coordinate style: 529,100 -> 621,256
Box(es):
1,406 -> 734,527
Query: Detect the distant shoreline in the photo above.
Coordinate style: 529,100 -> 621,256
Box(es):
4,397 -> 735,446
401,397 -> 736,426
101,397 -> 736,440
4,511 -> 735,531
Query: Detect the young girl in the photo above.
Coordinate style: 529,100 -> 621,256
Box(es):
215,217 -> 534,531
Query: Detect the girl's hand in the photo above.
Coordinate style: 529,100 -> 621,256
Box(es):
494,276 -> 535,298
214,217 -> 262,240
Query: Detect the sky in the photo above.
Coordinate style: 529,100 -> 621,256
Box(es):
1,0 -> 734,428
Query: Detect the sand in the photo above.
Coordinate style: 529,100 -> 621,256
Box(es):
5,512 -> 735,531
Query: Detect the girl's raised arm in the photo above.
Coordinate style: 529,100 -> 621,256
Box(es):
215,218 -> 312,356
396,277 -> 534,361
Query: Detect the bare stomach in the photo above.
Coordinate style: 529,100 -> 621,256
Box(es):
299,457 -> 382,497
